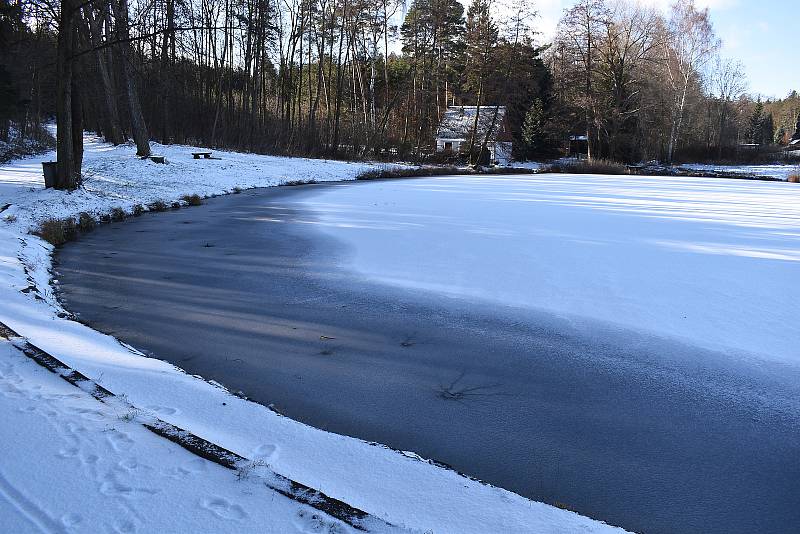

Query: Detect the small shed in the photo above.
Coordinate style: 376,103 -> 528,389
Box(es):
435,106 -> 513,165
567,135 -> 588,158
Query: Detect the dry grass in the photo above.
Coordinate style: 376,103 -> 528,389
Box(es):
788,174 -> 800,183
356,165 -> 536,181
283,179 -> 318,186
110,207 -> 126,221
356,166 -> 464,181
181,194 -> 203,206
132,204 -> 145,216
36,217 -> 77,246
148,200 -> 168,212
77,212 -> 96,232
547,158 -> 629,175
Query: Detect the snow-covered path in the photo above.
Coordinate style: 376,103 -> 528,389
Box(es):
300,174 -> 800,362
0,340 -> 370,534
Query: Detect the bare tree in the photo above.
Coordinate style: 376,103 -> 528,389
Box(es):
556,0 -> 609,161
663,0 -> 718,163
710,56 -> 746,157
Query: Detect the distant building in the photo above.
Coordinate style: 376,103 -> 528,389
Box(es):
435,106 -> 513,165
792,114 -> 800,142
567,135 -> 589,158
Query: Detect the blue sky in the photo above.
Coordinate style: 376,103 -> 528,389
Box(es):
708,0 -> 798,98
532,0 -> 799,99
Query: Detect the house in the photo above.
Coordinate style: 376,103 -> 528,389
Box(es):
792,114 -> 800,139
435,106 -> 513,165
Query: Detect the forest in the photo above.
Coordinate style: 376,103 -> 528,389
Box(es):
1,0 -> 799,189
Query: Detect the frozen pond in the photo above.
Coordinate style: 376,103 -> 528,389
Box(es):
56,176 -> 800,533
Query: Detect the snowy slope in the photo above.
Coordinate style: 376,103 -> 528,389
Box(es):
0,137 -> 626,533
0,340 -> 383,534
298,174 -> 800,363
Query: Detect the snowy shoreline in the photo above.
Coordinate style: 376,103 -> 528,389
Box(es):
0,135 -> 626,533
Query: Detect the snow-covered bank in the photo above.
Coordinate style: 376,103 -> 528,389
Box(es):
0,339 -> 383,534
300,174 -> 800,363
0,137 -> 625,533
678,163 -> 798,181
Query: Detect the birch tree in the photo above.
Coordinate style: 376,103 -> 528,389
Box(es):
663,0 -> 717,163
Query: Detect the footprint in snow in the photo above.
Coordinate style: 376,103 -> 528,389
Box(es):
252,443 -> 277,460
57,446 -> 79,459
61,512 -> 83,527
112,518 -> 137,533
201,497 -> 248,520
106,430 -> 134,452
144,405 -> 178,416
99,474 -> 160,498
118,458 -> 139,471
167,457 -> 208,477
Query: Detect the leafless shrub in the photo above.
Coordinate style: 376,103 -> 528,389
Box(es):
235,459 -> 268,481
132,204 -> 145,216
119,407 -> 141,423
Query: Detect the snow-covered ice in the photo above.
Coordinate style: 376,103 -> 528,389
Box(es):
299,174 -> 800,363
0,136 -> 626,533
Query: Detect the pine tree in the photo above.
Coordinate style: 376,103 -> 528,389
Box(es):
522,98 -> 545,156
747,100 -> 765,144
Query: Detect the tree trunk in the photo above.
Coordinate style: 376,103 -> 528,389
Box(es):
84,7 -> 124,145
112,0 -> 151,157
56,0 -> 77,190
71,75 -> 84,183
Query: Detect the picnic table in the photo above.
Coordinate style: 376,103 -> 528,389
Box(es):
192,151 -> 213,159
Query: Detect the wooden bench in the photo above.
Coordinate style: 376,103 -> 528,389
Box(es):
192,151 -> 212,159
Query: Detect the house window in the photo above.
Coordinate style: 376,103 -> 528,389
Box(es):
444,141 -> 453,151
